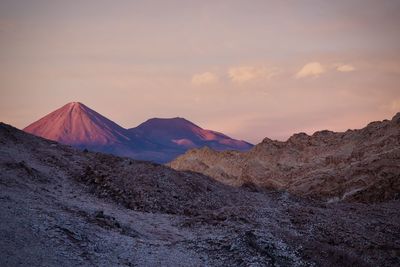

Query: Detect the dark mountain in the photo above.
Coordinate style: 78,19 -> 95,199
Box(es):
129,117 -> 252,151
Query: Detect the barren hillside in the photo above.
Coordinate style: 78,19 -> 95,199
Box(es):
170,113 -> 400,202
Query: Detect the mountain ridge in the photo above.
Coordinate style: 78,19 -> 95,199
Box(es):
129,117 -> 252,151
23,102 -> 253,163
169,112 -> 400,202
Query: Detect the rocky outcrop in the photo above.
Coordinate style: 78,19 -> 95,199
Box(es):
170,113 -> 400,202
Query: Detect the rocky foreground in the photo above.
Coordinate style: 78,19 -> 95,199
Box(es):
170,113 -> 400,203
1,123 -> 399,266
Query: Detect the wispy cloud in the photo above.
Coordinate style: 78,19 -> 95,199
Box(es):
336,64 -> 355,72
295,62 -> 325,79
191,72 -> 218,86
228,66 -> 280,83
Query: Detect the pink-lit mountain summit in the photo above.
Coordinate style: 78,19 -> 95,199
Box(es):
24,102 -> 130,146
24,102 -> 253,163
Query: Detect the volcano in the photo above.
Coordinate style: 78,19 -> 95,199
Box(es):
24,102 -> 253,163
24,102 -> 130,146
130,117 -> 253,151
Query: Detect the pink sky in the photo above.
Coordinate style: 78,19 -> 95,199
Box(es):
1,1 -> 400,143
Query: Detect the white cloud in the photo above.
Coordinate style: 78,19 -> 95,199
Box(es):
191,72 -> 218,86
295,62 -> 325,79
228,66 -> 280,83
336,64 -> 355,72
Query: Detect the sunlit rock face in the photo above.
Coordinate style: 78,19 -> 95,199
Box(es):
170,112 -> 400,203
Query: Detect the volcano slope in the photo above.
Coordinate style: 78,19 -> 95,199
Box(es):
170,113 -> 400,203
0,123 -> 399,266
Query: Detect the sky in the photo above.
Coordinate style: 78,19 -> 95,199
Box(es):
1,0 -> 400,143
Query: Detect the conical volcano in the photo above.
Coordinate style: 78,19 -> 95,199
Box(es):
24,102 -> 130,146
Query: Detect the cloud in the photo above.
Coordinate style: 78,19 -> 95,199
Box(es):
336,64 -> 355,72
191,72 -> 218,85
228,66 -> 280,83
295,62 -> 325,78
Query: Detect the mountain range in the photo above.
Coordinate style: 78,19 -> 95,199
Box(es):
23,102 -> 253,163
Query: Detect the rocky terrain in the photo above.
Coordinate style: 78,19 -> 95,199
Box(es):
170,113 -> 400,203
1,122 -> 400,266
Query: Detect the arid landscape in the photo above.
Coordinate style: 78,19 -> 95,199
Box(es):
1,1 -> 400,266
1,114 -> 400,266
